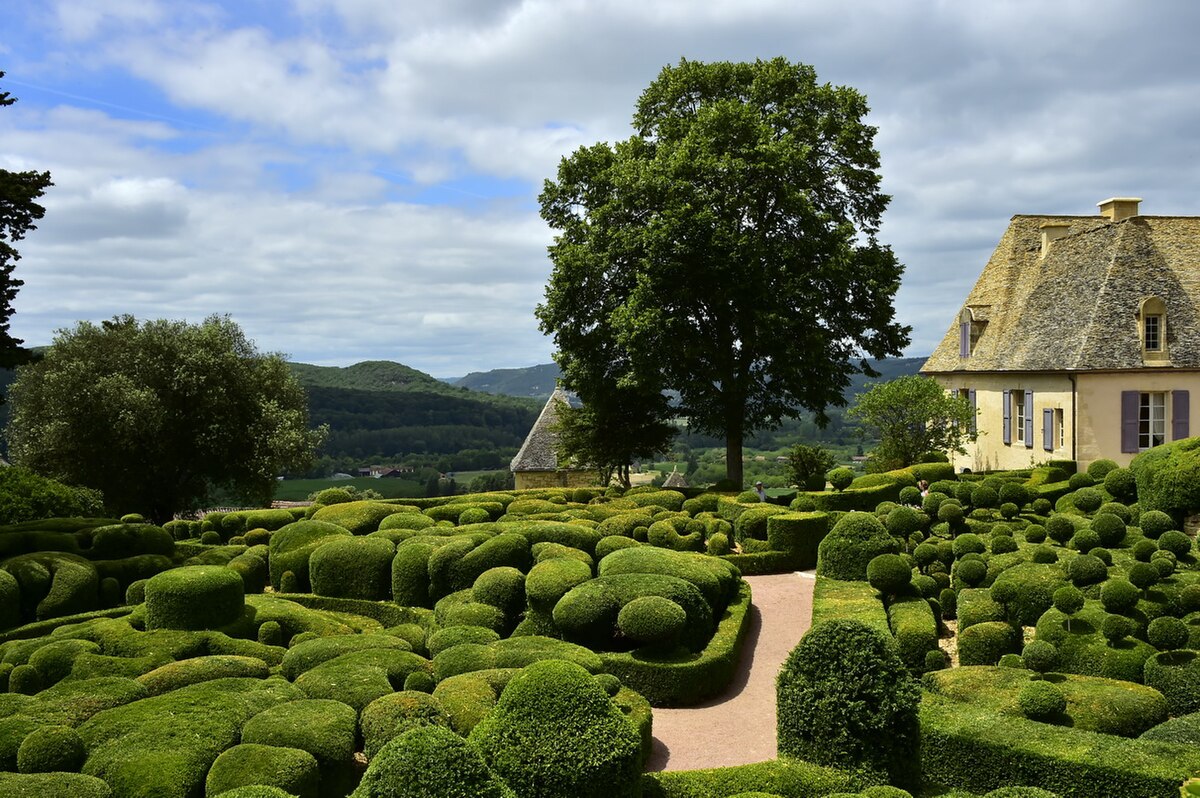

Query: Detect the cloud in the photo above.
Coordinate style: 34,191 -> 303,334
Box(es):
5,0 -> 1200,375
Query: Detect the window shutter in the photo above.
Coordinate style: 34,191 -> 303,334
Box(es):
959,322 -> 970,357
1173,390 -> 1190,440
1043,408 -> 1054,451
1024,389 -> 1034,448
1121,391 -> 1139,453
1002,389 -> 1011,445
968,389 -> 977,434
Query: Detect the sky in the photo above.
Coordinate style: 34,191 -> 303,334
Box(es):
3,1 -> 1200,378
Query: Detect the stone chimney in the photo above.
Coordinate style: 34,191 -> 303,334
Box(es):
1040,222 -> 1070,258
1097,197 -> 1142,221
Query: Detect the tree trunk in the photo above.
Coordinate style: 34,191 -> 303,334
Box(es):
725,421 -> 744,489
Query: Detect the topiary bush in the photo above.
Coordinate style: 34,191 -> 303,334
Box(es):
958,621 -> 1021,666
240,698 -> 358,777
1148,616 -> 1189,651
816,512 -> 901,581
616,595 -> 687,648
1100,579 -> 1140,613
143,566 -> 244,631
361,691 -> 453,760
1138,510 -> 1176,540
1018,680 -> 1066,722
205,743 -> 320,798
468,659 -> 640,798
1158,529 -> 1193,558
269,520 -> 352,591
827,467 -> 855,491
310,536 -> 396,601
1090,513 -> 1126,547
1067,554 -> 1107,587
867,554 -> 913,598
16,725 -> 85,774
353,724 -> 515,798
1143,650 -> 1200,716
776,619 -> 920,785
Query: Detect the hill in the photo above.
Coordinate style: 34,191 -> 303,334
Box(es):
289,360 -> 460,394
451,357 -> 928,402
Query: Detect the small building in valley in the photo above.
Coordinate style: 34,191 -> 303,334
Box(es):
510,388 -> 597,490
923,197 -> 1199,471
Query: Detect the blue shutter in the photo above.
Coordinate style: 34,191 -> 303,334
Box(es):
1043,408 -> 1054,451
1173,390 -> 1190,440
1002,389 -> 1011,445
1024,389 -> 1035,448
969,389 -> 977,435
959,322 -> 970,357
1121,391 -> 1139,453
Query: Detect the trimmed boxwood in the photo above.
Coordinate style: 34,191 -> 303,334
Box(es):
205,743 -> 319,798
0,773 -> 115,797
887,595 -> 938,673
525,558 -> 593,614
294,648 -> 432,713
268,521 -> 352,591
143,566 -> 244,631
469,659 -> 641,798
310,536 -> 396,601
16,725 -> 85,773
958,621 -> 1021,666
281,633 -> 414,680
642,758 -> 853,798
240,698 -> 358,775
311,500 -> 405,535
354,724 -> 515,798
554,573 -> 713,652
777,618 -> 920,785
816,512 -> 901,581
1143,650 -> 1200,716
617,596 -> 687,648
598,546 -> 738,612
360,690 -> 452,759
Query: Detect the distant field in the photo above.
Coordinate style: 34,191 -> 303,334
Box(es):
273,476 -> 425,501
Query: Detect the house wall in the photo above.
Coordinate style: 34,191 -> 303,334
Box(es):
931,374 -> 1076,472
513,469 -> 598,490
1075,371 -> 1200,466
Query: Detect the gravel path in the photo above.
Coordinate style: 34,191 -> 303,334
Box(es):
646,570 -> 816,772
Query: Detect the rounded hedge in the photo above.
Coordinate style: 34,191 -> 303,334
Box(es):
1181,585 -> 1200,614
1090,514 -> 1126,547
867,554 -> 913,597
1018,680 -> 1066,722
355,725 -> 514,798
1031,546 -> 1058,565
1158,530 -> 1193,558
886,506 -> 924,537
1022,640 -> 1059,675
1067,554 -> 1107,587
952,533 -> 986,558
468,659 -> 641,798
991,535 -> 1018,555
143,565 -> 244,631
958,621 -> 1021,666
1068,473 -> 1096,490
1100,579 -> 1140,613
472,567 -> 527,619
525,558 -> 593,614
1070,528 -> 1101,554
310,536 -> 396,601
1148,616 -> 1190,651
1143,650 -> 1200,716
361,691 -> 453,759
1103,467 -> 1138,503
1045,515 -> 1075,545
16,725 -> 85,773
205,743 -> 319,798
816,512 -> 901,581
1133,538 -> 1159,562
1139,510 -> 1177,539
1052,585 -> 1085,616
616,595 -> 687,647
954,558 -> 987,588
1127,561 -> 1159,591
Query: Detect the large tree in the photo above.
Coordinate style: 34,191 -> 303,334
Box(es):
848,375 -> 976,471
5,315 -> 326,522
552,385 -> 676,488
537,57 -> 909,487
0,72 -> 53,370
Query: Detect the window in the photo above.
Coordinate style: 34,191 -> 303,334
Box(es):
1014,391 -> 1026,444
1140,392 -> 1166,450
1055,408 -> 1064,449
1144,315 -> 1162,351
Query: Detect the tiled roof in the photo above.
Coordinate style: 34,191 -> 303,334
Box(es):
510,389 -> 571,472
662,468 -> 689,488
924,214 -> 1200,373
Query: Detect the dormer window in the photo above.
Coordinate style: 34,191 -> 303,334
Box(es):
958,306 -> 989,358
1138,297 -> 1168,363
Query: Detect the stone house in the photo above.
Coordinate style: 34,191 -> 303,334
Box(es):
509,388 -> 597,490
922,197 -> 1199,471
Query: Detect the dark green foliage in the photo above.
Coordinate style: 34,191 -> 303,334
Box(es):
391,541 -> 435,608
136,655 -> 269,696
143,566 -> 244,631
1130,437 -> 1200,520
705,532 -> 731,556
991,562 -> 1066,627
1069,528 -> 1100,554
1147,616 -> 1189,651
9,663 -> 41,694
469,659 -> 639,798
937,501 -> 964,525
310,536 -> 395,600
952,533 -> 986,558
428,626 -> 501,658
0,772 -> 115,798
1067,473 -> 1095,491
1089,514 -> 1125,547
1144,651 -> 1200,716
1067,554 -> 1107,587
925,648 -> 949,671
642,757 -> 853,798
311,500 -> 405,535
1181,585 -> 1200,614
1052,586 -> 1084,617
1022,640 -> 1059,676
1102,467 -> 1137,503
827,467 -> 855,491
240,698 -> 357,774
887,595 -> 938,673
199,530 -> 221,545
617,596 -> 687,647
1045,515 -> 1075,545
361,691 -> 452,759
958,621 -> 1021,666
1032,497 -> 1053,515
205,743 -> 319,798
1158,529 -> 1192,558
525,557 -> 592,614
294,648 -> 431,713
1030,546 -> 1058,564
470,566 -> 526,619
991,535 -> 1018,555
1127,561 -> 1158,591
89,524 -> 174,559
1099,579 -> 1139,613
1018,680 -> 1066,722
816,512 -> 900,581
597,534 -> 642,559
353,724 -> 515,798
598,545 -> 737,611
1132,538 -> 1158,562
1141,710 -> 1200,744
555,573 -> 712,651
1024,524 -> 1047,544
954,558 -> 987,588
77,677 -> 300,798
867,554 -> 913,597
776,619 -> 919,784
911,574 -> 938,599
0,468 -> 105,526
0,568 -> 20,629
939,587 -> 957,620
28,638 -> 101,685
1138,510 -> 1176,539
16,725 -> 84,773
1087,459 -> 1119,480
885,506 -> 925,538
281,633 -> 414,681
1102,613 -> 1136,645
268,520 -> 352,591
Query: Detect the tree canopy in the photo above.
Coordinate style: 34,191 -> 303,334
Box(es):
551,386 -> 676,488
848,375 -> 975,471
537,57 -> 909,487
5,315 -> 326,522
0,71 -> 53,370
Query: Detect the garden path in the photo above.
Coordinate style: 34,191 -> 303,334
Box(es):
645,570 -> 815,772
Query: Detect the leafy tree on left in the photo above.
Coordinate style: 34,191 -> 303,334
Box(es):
5,315 -> 327,523
0,72 -> 53,371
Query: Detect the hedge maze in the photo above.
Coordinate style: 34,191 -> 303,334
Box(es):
2,443 -> 1200,797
